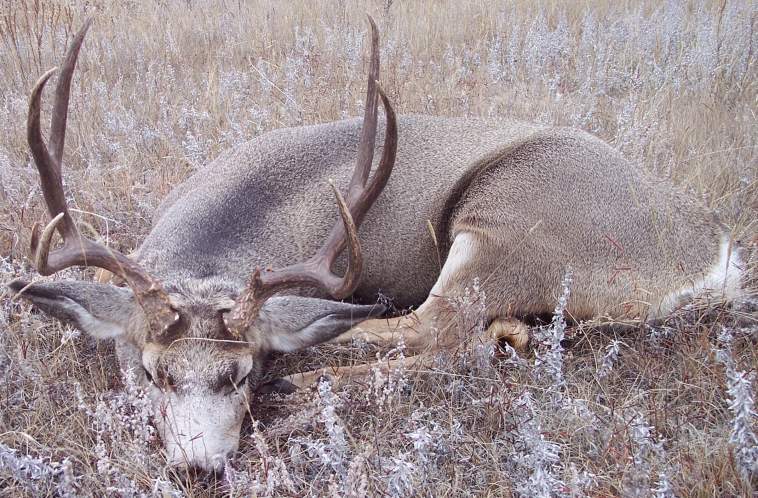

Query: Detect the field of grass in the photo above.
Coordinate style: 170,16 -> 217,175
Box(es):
0,0 -> 756,496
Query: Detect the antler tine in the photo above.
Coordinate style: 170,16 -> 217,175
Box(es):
26,19 -> 177,335
228,17 -> 398,337
311,83 -> 397,296
348,14 -> 380,199
28,66 -> 78,240
50,17 -> 92,165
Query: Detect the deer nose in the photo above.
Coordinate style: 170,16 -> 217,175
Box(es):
171,452 -> 230,475
208,454 -> 227,474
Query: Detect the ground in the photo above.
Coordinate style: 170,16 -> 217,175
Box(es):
0,0 -> 756,496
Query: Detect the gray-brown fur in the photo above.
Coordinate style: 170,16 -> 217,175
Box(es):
138,114 -> 724,318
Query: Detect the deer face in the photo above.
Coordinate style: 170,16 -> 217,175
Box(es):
141,340 -> 254,473
8,278 -> 382,472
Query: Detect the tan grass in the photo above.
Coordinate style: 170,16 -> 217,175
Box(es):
0,0 -> 756,496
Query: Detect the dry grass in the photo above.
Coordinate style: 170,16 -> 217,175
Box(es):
0,0 -> 756,496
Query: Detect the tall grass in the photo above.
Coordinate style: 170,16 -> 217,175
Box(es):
1,0 -> 756,496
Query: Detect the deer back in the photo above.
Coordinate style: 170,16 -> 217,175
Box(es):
136,115 -> 545,306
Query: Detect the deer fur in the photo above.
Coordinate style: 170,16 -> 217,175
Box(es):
141,115 -> 741,318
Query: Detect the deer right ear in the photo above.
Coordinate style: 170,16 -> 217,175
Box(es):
8,279 -> 135,339
252,296 -> 385,353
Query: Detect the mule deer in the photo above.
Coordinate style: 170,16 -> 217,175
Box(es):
7,18 -> 743,473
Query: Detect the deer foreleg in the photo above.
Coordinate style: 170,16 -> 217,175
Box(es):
282,351 -> 435,390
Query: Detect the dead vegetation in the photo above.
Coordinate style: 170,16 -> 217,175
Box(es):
0,0 -> 756,496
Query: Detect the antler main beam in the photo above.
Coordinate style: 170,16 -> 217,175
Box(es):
228,16 -> 398,336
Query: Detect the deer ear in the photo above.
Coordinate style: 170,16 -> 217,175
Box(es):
252,296 -> 385,352
8,279 -> 135,339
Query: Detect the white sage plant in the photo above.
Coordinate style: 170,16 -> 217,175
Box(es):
714,327 -> 758,481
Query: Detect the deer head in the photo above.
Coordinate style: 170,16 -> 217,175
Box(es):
7,17 -> 397,473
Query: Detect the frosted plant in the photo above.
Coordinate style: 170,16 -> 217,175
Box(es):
283,54 -> 303,124
288,378 -> 353,495
653,471 -> 677,498
317,378 -> 349,477
507,391 -> 566,498
442,45 -> 455,70
249,104 -> 271,135
398,47 -> 413,76
487,32 -> 503,81
182,130 -> 207,166
56,457 -> 79,497
0,441 -> 82,497
647,324 -> 676,347
566,462 -> 596,497
732,325 -> 758,342
596,340 -> 622,380
151,478 -> 183,498
223,460 -> 256,497
245,420 -> 296,497
715,328 -> 758,480
0,443 -> 61,495
447,278 -> 491,372
533,271 -> 572,393
506,17 -> 521,79
405,408 -> 454,469
577,9 -> 595,79
366,339 -> 409,409
343,450 -> 370,498
60,325 -> 81,345
614,92 -> 638,154
500,341 -> 529,370
721,1 -> 753,83
251,59 -> 272,103
379,410 -> 462,495
523,9 -> 548,80
74,368 -> 156,494
623,409 -> 666,498
385,453 -> 416,498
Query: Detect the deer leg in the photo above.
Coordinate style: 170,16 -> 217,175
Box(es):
485,317 -> 530,353
328,312 -> 427,347
282,351 -> 435,390
331,232 -> 480,351
287,319 -> 530,391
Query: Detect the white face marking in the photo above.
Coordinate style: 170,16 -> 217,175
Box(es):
659,235 -> 744,315
141,349 -> 254,472
152,390 -> 248,473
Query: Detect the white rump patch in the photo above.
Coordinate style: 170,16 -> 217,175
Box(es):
660,235 -> 744,314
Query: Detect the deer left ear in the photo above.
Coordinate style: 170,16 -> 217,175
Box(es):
251,296 -> 385,352
7,279 -> 135,339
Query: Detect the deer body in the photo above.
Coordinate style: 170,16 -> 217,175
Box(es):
139,116 -> 541,305
140,115 -> 734,320
7,19 -> 743,474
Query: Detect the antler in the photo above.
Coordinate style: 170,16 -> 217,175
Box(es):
227,16 -> 398,336
27,19 -> 178,335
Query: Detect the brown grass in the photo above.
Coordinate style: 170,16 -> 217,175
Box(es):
0,0 -> 756,496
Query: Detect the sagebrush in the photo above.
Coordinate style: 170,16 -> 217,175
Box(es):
1,0 -> 756,496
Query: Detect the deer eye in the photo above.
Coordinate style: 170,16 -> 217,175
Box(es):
226,371 -> 251,395
235,372 -> 250,389
143,367 -> 155,385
